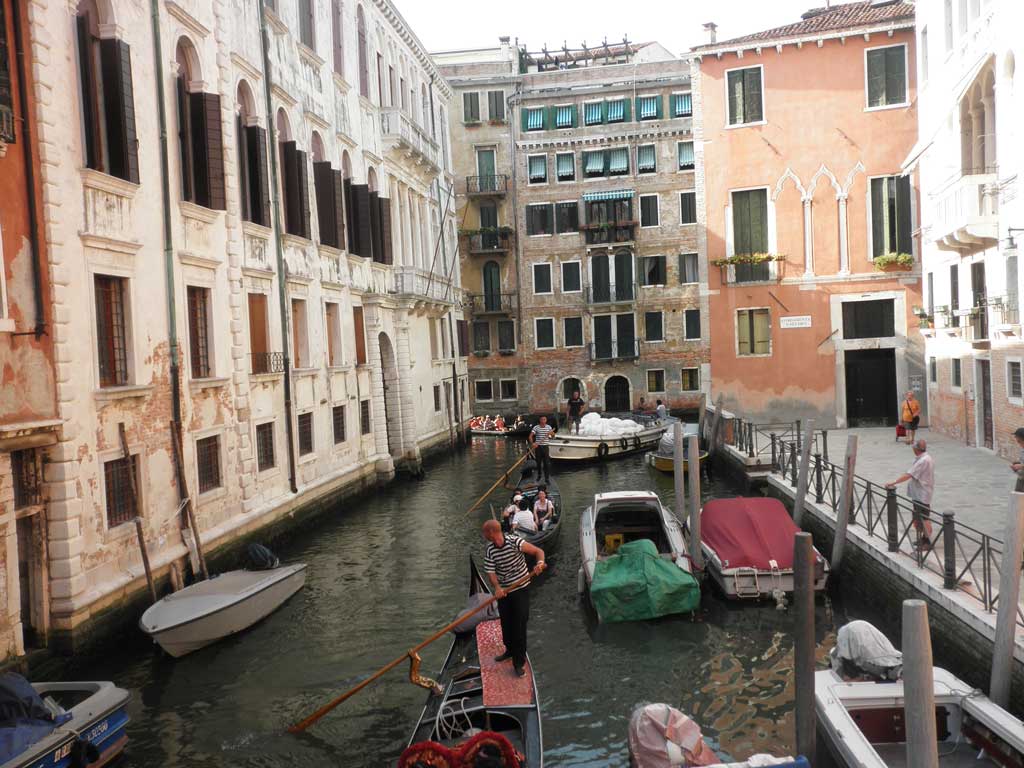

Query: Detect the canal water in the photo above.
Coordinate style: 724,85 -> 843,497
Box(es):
61,438 -> 877,766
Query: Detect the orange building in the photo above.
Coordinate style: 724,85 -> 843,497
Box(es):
693,2 -> 924,427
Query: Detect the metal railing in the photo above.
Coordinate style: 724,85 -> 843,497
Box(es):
251,351 -> 286,375
588,339 -> 640,362
931,172 -> 998,243
465,231 -> 512,254
394,266 -> 454,304
735,261 -> 771,283
380,108 -> 439,168
583,221 -> 636,245
585,282 -> 636,304
466,175 -> 508,195
466,292 -> 517,315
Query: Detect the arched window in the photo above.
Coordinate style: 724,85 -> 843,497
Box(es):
75,0 -> 138,181
356,5 -> 369,98
298,0 -> 315,50
236,81 -> 270,226
367,166 -> 377,193
175,38 -> 225,209
276,110 -> 310,238
331,0 -> 344,76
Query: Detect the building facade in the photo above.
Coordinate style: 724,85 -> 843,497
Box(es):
694,2 -> 924,428
436,41 -> 710,419
6,0 -> 465,657
912,0 -> 1024,458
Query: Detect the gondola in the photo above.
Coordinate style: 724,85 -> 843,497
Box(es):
405,559 -> 543,767
504,466 -> 562,551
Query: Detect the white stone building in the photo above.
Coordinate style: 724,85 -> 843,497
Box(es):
15,0 -> 465,653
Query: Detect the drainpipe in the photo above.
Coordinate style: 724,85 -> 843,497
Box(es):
10,4 -> 46,339
148,0 -> 182,428
257,0 -> 297,493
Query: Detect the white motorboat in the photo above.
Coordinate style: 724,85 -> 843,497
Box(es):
139,564 -> 307,657
549,420 -> 668,462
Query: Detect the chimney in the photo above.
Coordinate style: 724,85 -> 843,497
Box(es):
703,22 -> 718,45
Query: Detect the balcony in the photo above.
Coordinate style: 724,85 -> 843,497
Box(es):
585,282 -> 636,305
463,230 -> 512,256
931,173 -> 998,252
393,265 -> 456,309
582,221 -> 636,245
251,352 -> 286,375
466,175 -> 508,196
380,108 -> 440,173
466,292 -> 517,316
588,339 -> 640,363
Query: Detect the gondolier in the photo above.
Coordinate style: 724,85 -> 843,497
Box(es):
481,520 -> 546,677
529,415 -> 555,483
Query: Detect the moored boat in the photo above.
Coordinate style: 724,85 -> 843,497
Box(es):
139,562 -> 307,657
0,676 -> 130,768
548,416 -> 668,462
646,423 -> 707,473
700,497 -> 828,600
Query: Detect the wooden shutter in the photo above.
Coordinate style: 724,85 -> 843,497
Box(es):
621,97 -> 631,122
332,0 -> 343,74
314,161 -> 338,247
753,309 -> 771,353
353,184 -> 372,257
248,293 -> 268,356
737,310 -> 751,354
654,94 -> 663,120
885,46 -> 906,105
546,105 -> 557,130
176,77 -> 193,201
189,92 -> 226,210
457,319 -> 468,356
296,149 -> 310,238
247,126 -> 271,226
866,50 -> 885,107
353,305 -> 367,365
344,178 -> 356,252
380,198 -> 393,265
99,39 -> 139,183
895,175 -> 912,255
332,170 -> 346,250
282,141 -> 299,235
76,16 -> 102,171
870,178 -> 886,258
237,117 -> 251,222
520,105 -> 529,133
368,191 -> 381,262
744,68 -> 763,122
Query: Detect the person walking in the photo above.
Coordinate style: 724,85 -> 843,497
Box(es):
1012,427 -> 1024,492
900,391 -> 921,445
885,439 -> 935,549
529,415 -> 555,483
566,390 -> 586,434
481,520 -> 546,677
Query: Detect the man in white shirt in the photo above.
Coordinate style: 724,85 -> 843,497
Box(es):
512,502 -> 539,534
885,439 -> 935,549
655,399 -> 667,421
502,494 -> 524,529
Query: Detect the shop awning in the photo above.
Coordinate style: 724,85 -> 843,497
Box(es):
583,190 -> 634,202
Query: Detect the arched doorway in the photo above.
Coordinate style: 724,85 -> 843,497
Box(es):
482,261 -> 501,311
605,376 -> 630,412
378,332 -> 402,457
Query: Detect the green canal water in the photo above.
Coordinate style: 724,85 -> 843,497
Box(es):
60,438 -> 880,766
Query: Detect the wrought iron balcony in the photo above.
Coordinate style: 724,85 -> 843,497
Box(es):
380,108 -> 440,171
466,175 -> 508,196
931,172 -> 998,252
588,339 -> 640,362
582,221 -> 636,245
464,230 -> 512,256
584,282 -> 636,305
251,351 -> 286,375
466,292 -> 517,316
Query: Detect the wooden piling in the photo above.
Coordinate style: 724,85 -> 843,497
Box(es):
119,423 -> 157,603
792,420 -> 815,527
990,492 -> 1024,708
707,394 -> 725,452
830,435 -> 858,572
687,434 -> 704,572
902,599 -> 939,768
673,422 -> 686,526
793,532 -> 816,764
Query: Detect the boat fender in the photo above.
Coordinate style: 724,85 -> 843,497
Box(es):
597,441 -> 609,459
71,739 -> 100,768
619,437 -> 629,452
632,435 -> 641,450
577,567 -> 586,594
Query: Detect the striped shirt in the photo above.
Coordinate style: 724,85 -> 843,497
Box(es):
483,534 -> 530,591
531,424 -> 554,446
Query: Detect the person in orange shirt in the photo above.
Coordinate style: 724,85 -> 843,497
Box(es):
901,391 -> 921,445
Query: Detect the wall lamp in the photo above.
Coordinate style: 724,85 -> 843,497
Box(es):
1006,228 -> 1024,249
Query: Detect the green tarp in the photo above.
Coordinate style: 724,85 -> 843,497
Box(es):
590,539 -> 700,623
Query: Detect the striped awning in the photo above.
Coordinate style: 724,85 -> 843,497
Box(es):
637,144 -> 656,172
584,151 -> 605,174
608,147 -> 629,173
583,190 -> 634,202
584,102 -> 602,125
557,153 -> 575,177
555,105 -> 573,128
528,155 -> 547,180
638,95 -> 658,119
677,141 -> 694,168
526,108 -> 544,130
673,92 -> 692,117
606,99 -> 625,122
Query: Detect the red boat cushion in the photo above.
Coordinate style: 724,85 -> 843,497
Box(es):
476,620 -> 534,707
701,497 -> 800,570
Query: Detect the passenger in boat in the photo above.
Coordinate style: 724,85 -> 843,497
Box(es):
566,389 -> 586,434
529,415 -> 555,483
533,490 -> 555,530
885,439 -> 935,549
502,494 -> 524,529
512,499 -> 539,534
494,415 -> 506,431
481,519 -> 547,677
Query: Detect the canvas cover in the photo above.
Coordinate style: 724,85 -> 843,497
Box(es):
590,539 -> 700,623
0,673 -> 71,764
627,703 -> 718,767
701,498 -> 803,571
829,620 -> 903,681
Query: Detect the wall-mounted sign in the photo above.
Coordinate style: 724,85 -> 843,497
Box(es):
779,315 -> 812,329
909,374 -> 924,394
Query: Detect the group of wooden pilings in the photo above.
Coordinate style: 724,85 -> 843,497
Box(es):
672,422 -> 705,573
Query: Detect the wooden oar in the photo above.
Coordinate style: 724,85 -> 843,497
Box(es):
465,450 -> 531,517
287,572 -> 531,733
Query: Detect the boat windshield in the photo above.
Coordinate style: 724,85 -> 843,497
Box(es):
594,501 -> 670,555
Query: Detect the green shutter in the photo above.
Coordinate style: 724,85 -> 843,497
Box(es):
520,106 -> 529,133
733,191 -> 751,255
654,94 -> 663,119
570,104 -> 578,127
885,46 -> 906,105
870,177 -> 886,257
896,175 -> 912,255
622,97 -> 631,122
546,105 -> 557,130
601,100 -> 608,123
751,190 -> 768,252
744,68 -> 763,122
866,49 -> 886,107
727,70 -> 742,124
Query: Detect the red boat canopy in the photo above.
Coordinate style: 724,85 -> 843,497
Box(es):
701,497 -> 803,571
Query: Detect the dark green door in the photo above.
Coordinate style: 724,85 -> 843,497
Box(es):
483,261 -> 501,311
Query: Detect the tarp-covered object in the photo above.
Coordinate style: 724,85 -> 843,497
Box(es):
627,703 -> 718,767
830,620 -> 903,681
0,673 -> 71,764
656,423 -> 699,457
590,539 -> 699,623
701,498 -> 813,571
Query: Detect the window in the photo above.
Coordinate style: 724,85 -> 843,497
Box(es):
526,203 -> 554,236
331,0 -> 344,75
950,264 -> 960,325
11,450 -> 42,509
74,2 -> 140,182
1009,361 -> 1023,399
236,101 -> 271,227
944,0 -> 953,50
256,422 -> 275,471
291,298 -> 309,368
929,357 -> 938,384
842,299 -> 895,339
677,141 -> 694,171
95,275 -> 129,387
679,192 -> 696,225
870,176 -> 912,258
726,66 -> 764,126
186,286 -> 212,379
608,147 -> 629,176
732,188 -> 768,257
332,405 -> 346,443
684,308 -> 701,340
641,255 -> 667,286
555,201 -> 579,234
920,27 -> 929,82
737,308 -> 770,355
457,319 -> 469,357
952,358 -> 962,388
554,104 -> 575,128
561,261 -> 582,292
487,90 -> 505,121
353,305 -> 367,365
640,194 -> 659,228
360,399 -> 371,434
647,369 -> 665,392
556,152 -> 575,181
681,368 -> 700,391
325,301 -> 342,366
356,5 -> 368,97
637,95 -> 660,121
297,412 -> 313,455
175,44 -> 226,210
500,379 -> 518,400
958,0 -> 968,32
564,316 -> 583,347
535,318 -> 555,349
196,435 -> 222,493
497,320 -> 515,352
679,253 -> 699,284
475,380 -> 493,401
645,311 -> 664,342
584,101 -> 603,125
248,292 -> 273,374
866,45 -> 907,108
433,384 -> 442,412
298,0 -> 315,48
312,155 -> 346,249
473,321 -> 490,352
672,92 -> 692,117
525,106 -> 544,131
606,98 -> 626,123
637,144 -> 656,174
583,150 -> 605,179
533,263 -> 552,294
528,154 -> 547,184
279,137 -> 311,238
104,455 -> 138,527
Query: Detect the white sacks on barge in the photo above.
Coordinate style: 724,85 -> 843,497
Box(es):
548,413 -> 668,462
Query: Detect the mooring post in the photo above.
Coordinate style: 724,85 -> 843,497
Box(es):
814,453 -> 823,504
830,435 -> 858,572
795,419 -> 802,452
822,429 -> 829,462
793,532 -> 816,764
790,442 -> 798,486
903,599 -> 939,768
687,434 -> 704,573
770,433 -> 777,470
793,421 -> 815,527
673,422 -> 686,526
990,492 -> 1024,708
886,487 -> 899,552
941,512 -> 957,589
747,422 -> 755,458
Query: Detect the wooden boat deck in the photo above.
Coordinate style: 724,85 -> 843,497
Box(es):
477,619 -> 534,707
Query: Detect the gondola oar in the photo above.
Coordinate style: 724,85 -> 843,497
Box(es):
287,572 -> 531,733
465,450 -> 532,517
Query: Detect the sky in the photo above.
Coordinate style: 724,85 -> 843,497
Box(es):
398,0 -> 823,56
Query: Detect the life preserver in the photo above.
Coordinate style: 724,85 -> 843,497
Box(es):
619,437 -> 629,451
632,435 -> 641,450
597,441 -> 609,459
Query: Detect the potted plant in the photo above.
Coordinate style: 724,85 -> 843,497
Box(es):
711,253 -> 786,281
873,253 -> 914,272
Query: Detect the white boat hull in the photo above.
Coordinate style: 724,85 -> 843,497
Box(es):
701,544 -> 828,599
549,424 -> 667,462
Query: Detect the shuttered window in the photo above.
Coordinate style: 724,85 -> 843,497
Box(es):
282,142 -> 311,238
528,154 -> 547,183
556,152 -> 575,181
870,175 -> 912,258
737,308 -> 771,355
356,7 -> 369,97
555,202 -> 579,234
637,144 -> 656,173
473,321 -> 490,353
672,92 -> 692,117
727,67 -> 764,125
561,261 -> 581,292
563,317 -> 583,347
644,312 -> 664,342
584,101 -> 603,125
526,203 -> 554,235
240,125 -> 272,226
608,147 -> 629,175
487,90 -> 505,121
331,0 -> 344,75
457,319 -> 469,357
535,318 -> 555,350
677,141 -> 694,170
463,92 -> 480,122
679,192 -> 697,225
525,107 -> 544,130
314,162 -> 346,248
637,95 -> 659,120
866,45 -> 907,107
299,0 -> 315,49
732,189 -> 768,255
95,275 -> 129,387
606,99 -> 625,122
639,195 -> 659,228
498,320 -> 516,351
555,105 -> 574,128
353,305 -> 367,365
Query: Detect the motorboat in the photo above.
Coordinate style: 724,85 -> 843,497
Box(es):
646,422 -> 707,474
0,676 -> 130,768
139,562 -> 307,657
578,491 -> 700,622
549,414 -> 669,462
403,559 -> 542,767
816,620 -> 1024,767
700,497 -> 828,601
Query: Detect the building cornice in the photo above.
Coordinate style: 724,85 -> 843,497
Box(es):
165,1 -> 211,38
372,0 -> 452,99
689,20 -> 915,61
